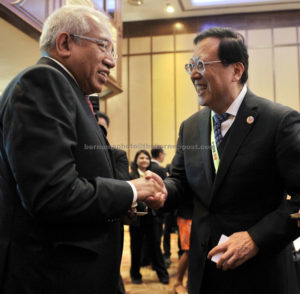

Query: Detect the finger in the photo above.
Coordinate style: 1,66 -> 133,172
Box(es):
219,253 -> 235,271
145,170 -> 153,180
207,244 -> 227,259
147,171 -> 164,187
217,250 -> 232,268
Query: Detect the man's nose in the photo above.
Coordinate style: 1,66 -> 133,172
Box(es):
103,56 -> 115,69
190,67 -> 201,79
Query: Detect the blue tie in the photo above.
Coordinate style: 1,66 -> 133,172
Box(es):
213,113 -> 230,147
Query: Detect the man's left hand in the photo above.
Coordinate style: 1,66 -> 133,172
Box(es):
207,231 -> 259,271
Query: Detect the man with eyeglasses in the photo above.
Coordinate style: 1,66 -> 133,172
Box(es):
0,5 -> 166,294
154,27 -> 300,294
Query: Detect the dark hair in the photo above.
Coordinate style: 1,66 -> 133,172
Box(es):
194,27 -> 248,84
132,150 -> 151,171
95,111 -> 110,127
151,145 -> 164,158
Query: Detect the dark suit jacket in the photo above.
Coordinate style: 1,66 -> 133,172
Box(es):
149,161 -> 167,180
112,148 -> 130,181
0,57 -> 134,294
165,89 -> 300,294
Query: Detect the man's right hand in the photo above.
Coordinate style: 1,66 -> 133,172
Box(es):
130,176 -> 163,201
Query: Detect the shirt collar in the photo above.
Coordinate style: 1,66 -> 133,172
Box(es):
151,159 -> 160,166
137,169 -> 146,177
225,84 -> 247,117
45,56 -> 79,87
211,84 -> 247,117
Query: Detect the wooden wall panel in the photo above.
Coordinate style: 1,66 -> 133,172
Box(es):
107,56 -> 128,151
129,37 -> 151,54
175,52 -> 199,135
248,29 -> 272,47
152,53 -> 175,165
152,35 -> 174,53
122,38 -> 128,55
175,33 -> 196,51
0,18 -> 40,94
274,46 -> 299,110
99,99 -> 106,112
124,10 -> 300,38
248,48 -> 274,101
274,27 -> 297,45
128,55 -> 152,160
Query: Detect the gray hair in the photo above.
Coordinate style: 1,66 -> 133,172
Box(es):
39,5 -> 110,54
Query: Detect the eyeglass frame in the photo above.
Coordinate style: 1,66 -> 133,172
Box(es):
70,34 -> 118,61
185,56 -> 222,75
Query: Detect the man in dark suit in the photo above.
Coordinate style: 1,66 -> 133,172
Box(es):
0,5 -> 165,294
150,146 -> 167,180
154,27 -> 300,294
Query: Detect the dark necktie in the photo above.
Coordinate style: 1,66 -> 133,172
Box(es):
213,113 -> 230,146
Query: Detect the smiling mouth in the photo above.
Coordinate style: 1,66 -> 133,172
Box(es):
98,71 -> 108,77
194,83 -> 207,95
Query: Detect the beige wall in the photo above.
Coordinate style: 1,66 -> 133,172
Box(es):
107,26 -> 300,165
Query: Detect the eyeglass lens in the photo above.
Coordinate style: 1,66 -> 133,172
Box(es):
185,58 -> 205,75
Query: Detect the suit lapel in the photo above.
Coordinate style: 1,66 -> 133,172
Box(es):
79,95 -> 115,174
37,57 -> 114,174
211,91 -> 258,201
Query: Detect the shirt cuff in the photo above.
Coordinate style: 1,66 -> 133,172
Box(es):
127,181 -> 138,207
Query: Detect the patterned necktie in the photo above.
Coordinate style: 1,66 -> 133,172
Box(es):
213,113 -> 230,146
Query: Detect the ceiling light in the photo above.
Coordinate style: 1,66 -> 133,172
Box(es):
166,3 -> 175,13
128,0 -> 143,6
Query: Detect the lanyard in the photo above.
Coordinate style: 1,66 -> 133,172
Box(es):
210,112 -> 220,173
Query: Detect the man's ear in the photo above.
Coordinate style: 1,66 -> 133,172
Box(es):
56,33 -> 72,58
232,62 -> 245,82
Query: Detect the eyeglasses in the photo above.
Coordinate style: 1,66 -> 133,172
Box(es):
185,57 -> 221,75
70,34 -> 118,61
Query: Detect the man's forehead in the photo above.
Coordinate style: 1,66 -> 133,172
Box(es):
193,37 -> 220,58
88,17 -> 112,40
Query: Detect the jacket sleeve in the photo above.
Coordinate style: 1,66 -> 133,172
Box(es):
248,109 -> 300,252
164,122 -> 191,210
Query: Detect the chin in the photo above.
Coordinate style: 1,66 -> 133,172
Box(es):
198,95 -> 205,106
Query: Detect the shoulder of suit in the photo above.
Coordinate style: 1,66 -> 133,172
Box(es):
245,91 -> 297,117
112,148 -> 127,158
16,62 -> 69,87
180,107 -> 209,128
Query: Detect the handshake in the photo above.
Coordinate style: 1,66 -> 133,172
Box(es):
130,171 -> 167,210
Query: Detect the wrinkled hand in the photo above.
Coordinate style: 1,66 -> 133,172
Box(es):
207,231 -> 259,271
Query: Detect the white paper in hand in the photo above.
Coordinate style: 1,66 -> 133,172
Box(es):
211,234 -> 229,263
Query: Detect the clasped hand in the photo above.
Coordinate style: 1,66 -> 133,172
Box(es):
130,171 -> 168,209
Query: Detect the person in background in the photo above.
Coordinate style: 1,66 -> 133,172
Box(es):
173,202 -> 193,294
150,145 -> 167,179
0,5 -> 165,294
129,150 -> 169,285
149,146 -> 172,267
151,26 -> 300,294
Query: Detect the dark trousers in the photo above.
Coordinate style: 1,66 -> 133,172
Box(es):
130,216 -> 168,280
